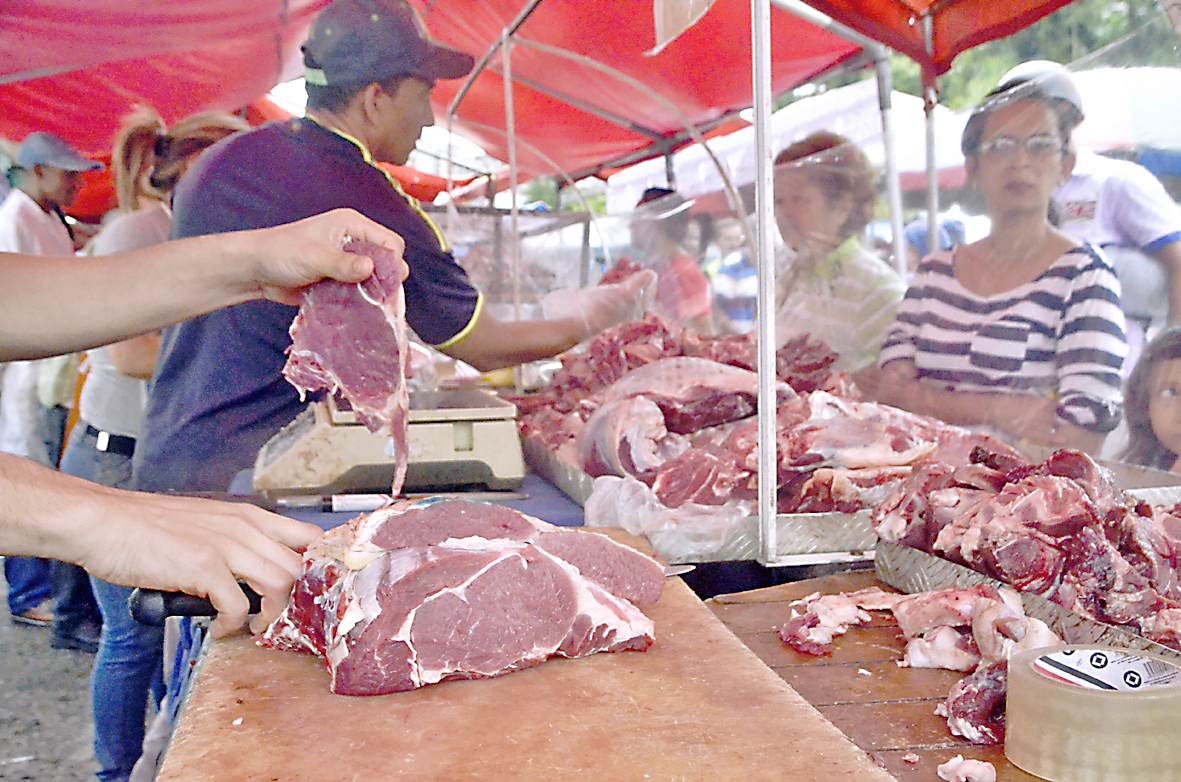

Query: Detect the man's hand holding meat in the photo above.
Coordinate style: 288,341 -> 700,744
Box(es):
0,208 -> 407,361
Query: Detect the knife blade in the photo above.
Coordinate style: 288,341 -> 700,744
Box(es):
129,583 -> 262,625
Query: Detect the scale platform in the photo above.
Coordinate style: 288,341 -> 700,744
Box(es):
253,388 -> 525,496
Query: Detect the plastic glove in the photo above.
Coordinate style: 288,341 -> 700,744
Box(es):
541,268 -> 657,339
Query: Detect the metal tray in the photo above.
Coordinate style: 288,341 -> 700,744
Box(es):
522,434 -> 878,564
875,541 -> 1181,662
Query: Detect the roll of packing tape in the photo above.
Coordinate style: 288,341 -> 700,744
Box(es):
1005,644 -> 1181,781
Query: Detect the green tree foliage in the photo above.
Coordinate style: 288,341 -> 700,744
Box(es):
890,0 -> 1181,109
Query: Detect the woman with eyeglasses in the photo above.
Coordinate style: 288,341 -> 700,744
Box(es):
854,79 -> 1127,454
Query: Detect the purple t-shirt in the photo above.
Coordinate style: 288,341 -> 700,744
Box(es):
134,119 -> 480,492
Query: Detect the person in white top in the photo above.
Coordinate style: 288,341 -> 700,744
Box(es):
998,61 -> 1181,376
0,131 -> 101,627
55,105 -> 251,779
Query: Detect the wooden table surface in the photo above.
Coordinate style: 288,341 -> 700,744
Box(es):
156,576 -> 898,781
707,570 -> 1042,781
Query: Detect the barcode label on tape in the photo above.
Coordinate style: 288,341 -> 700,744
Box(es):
1033,648 -> 1181,690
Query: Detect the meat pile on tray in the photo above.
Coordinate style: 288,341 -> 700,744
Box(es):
874,447 -> 1181,649
510,314 -> 1018,516
260,499 -> 665,695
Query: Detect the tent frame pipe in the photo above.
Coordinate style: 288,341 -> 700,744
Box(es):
752,0 -> 778,566
506,35 -> 751,226
923,15 -> 941,263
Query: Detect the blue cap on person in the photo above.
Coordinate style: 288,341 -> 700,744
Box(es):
302,0 -> 475,87
15,132 -> 103,172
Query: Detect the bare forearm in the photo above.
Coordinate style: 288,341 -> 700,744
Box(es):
1,209 -> 404,362
1,234 -> 258,360
0,453 -> 322,637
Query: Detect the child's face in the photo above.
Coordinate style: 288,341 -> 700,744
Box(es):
1149,358 -> 1181,456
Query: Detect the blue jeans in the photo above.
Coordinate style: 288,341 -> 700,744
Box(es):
5,555 -> 53,615
61,423 -> 163,782
90,578 -> 164,782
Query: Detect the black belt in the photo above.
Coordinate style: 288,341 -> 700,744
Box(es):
86,425 -> 136,458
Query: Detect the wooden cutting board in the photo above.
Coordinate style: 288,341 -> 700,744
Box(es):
156,578 -> 894,781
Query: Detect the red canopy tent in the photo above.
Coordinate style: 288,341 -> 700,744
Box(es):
0,0 -> 1077,207
0,1 -> 866,186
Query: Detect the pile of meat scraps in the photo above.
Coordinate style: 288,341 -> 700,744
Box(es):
779,580 -> 1062,782
260,499 -> 665,695
874,447 -> 1181,648
283,239 -> 409,493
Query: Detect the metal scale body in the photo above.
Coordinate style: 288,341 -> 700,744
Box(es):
253,387 -> 525,495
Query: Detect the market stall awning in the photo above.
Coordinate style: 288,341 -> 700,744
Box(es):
791,0 -> 1077,79
0,1 -> 866,187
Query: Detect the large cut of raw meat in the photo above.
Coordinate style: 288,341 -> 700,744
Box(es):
283,240 -> 409,494
260,499 -> 664,695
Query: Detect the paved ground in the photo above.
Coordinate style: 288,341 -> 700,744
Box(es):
0,574 -> 97,782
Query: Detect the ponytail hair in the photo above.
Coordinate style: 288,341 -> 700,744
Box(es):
111,105 -> 250,211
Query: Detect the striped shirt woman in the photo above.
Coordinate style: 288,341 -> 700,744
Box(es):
879,244 -> 1126,433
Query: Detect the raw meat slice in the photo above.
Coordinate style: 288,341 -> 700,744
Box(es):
970,592 -> 1060,666
844,586 -> 909,611
778,592 -> 872,655
782,391 -> 940,469
937,660 -> 1008,745
781,465 -> 911,514
890,585 -> 996,639
284,239 -> 409,494
650,448 -> 745,508
261,499 -> 663,695
577,396 -> 687,480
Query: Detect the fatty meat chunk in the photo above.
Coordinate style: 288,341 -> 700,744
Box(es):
260,499 -> 665,695
937,755 -> 997,782
283,239 -> 409,494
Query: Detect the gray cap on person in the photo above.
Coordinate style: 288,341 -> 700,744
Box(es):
15,132 -> 102,172
302,0 -> 475,87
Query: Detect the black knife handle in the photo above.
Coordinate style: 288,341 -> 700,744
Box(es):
129,583 -> 263,625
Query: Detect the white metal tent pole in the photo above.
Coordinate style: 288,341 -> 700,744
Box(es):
922,15 -> 940,258
502,28 -> 522,323
875,60 -> 907,279
752,0 -> 778,565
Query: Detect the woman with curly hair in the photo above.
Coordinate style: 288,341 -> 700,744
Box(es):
773,130 -> 905,371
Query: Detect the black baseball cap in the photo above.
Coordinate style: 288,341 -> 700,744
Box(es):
302,0 -> 475,87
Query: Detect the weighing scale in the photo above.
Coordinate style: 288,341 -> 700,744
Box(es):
252,387 -> 525,495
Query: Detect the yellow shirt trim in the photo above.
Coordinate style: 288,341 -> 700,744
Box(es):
434,290 -> 484,349
305,117 -> 451,251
